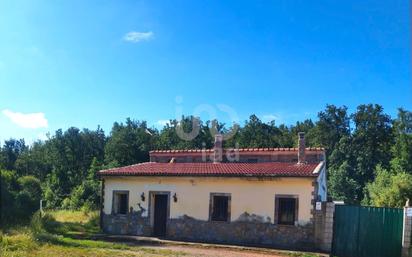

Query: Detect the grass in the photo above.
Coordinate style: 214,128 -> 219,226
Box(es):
0,210 -> 322,257
0,210 -> 185,257
49,210 -> 95,223
39,210 -> 101,238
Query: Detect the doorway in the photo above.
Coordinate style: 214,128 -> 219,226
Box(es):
152,193 -> 169,237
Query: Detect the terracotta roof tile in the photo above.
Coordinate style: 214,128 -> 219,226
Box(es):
99,162 -> 321,177
149,147 -> 325,154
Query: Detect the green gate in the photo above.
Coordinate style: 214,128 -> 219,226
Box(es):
332,205 -> 403,257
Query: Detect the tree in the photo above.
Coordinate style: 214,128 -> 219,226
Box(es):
365,165 -> 412,208
290,119 -> 316,147
0,139 -> 27,170
390,108 -> 412,173
327,104 -> 394,203
236,115 -> 281,148
328,161 -> 360,204
0,106 -> 409,215
15,140 -> 51,180
105,119 -> 155,166
327,134 -> 363,203
277,124 -> 294,147
351,104 -> 393,187
312,105 -> 350,155
44,127 -> 106,208
157,116 -> 216,150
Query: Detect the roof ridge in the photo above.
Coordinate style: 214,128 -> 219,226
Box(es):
150,147 -> 325,153
98,161 -> 156,173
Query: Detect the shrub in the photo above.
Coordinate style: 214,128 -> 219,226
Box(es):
1,171 -> 41,225
62,180 -> 100,211
84,211 -> 100,231
17,176 -> 42,197
30,211 -> 57,235
365,165 -> 412,207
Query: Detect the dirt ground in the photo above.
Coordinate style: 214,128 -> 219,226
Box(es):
148,245 -> 318,257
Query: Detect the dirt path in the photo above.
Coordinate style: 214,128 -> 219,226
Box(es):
147,245 -> 301,257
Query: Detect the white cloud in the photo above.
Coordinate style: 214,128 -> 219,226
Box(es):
262,114 -> 281,123
37,133 -> 49,141
123,31 -> 154,43
2,109 -> 48,129
157,119 -> 170,126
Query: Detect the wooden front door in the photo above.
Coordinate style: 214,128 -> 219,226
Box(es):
153,194 -> 168,236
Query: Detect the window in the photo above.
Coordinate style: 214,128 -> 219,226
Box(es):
209,193 -> 231,222
247,158 -> 258,163
275,195 -> 298,225
112,191 -> 129,215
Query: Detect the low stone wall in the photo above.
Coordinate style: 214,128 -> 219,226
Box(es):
102,212 -> 316,250
167,215 -> 315,250
102,212 -> 151,236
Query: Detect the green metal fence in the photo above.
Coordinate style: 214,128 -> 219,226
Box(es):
331,205 -> 403,257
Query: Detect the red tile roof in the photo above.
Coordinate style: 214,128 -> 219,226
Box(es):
99,162 -> 322,177
149,147 -> 324,154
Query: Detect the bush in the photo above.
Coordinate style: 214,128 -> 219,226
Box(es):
1,171 -> 41,225
62,180 -> 100,211
30,211 -> 57,235
81,201 -> 94,214
1,170 -> 18,226
17,176 -> 42,197
365,166 -> 412,207
84,211 -> 100,230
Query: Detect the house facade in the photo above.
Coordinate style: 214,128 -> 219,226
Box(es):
99,132 -> 327,250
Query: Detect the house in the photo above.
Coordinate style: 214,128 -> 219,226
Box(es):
98,132 -> 327,250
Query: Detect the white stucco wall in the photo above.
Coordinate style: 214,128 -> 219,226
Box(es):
316,165 -> 327,202
103,176 -> 315,225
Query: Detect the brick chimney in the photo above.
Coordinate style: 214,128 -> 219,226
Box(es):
298,132 -> 306,164
213,134 -> 223,163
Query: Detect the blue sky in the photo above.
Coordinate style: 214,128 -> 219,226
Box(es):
0,0 -> 411,143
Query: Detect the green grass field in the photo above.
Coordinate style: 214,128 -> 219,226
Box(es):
0,210 -> 185,257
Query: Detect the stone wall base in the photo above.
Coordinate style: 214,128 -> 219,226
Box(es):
402,247 -> 412,257
102,213 -> 316,251
167,215 -> 315,250
102,213 -> 150,236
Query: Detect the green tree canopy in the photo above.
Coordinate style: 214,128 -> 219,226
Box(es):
365,165 -> 412,208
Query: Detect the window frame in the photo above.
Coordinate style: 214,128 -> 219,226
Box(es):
209,193 -> 231,222
274,194 -> 299,226
112,190 -> 129,215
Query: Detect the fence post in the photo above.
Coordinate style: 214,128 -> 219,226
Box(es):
315,201 -> 335,252
402,202 -> 412,257
323,202 -> 335,252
